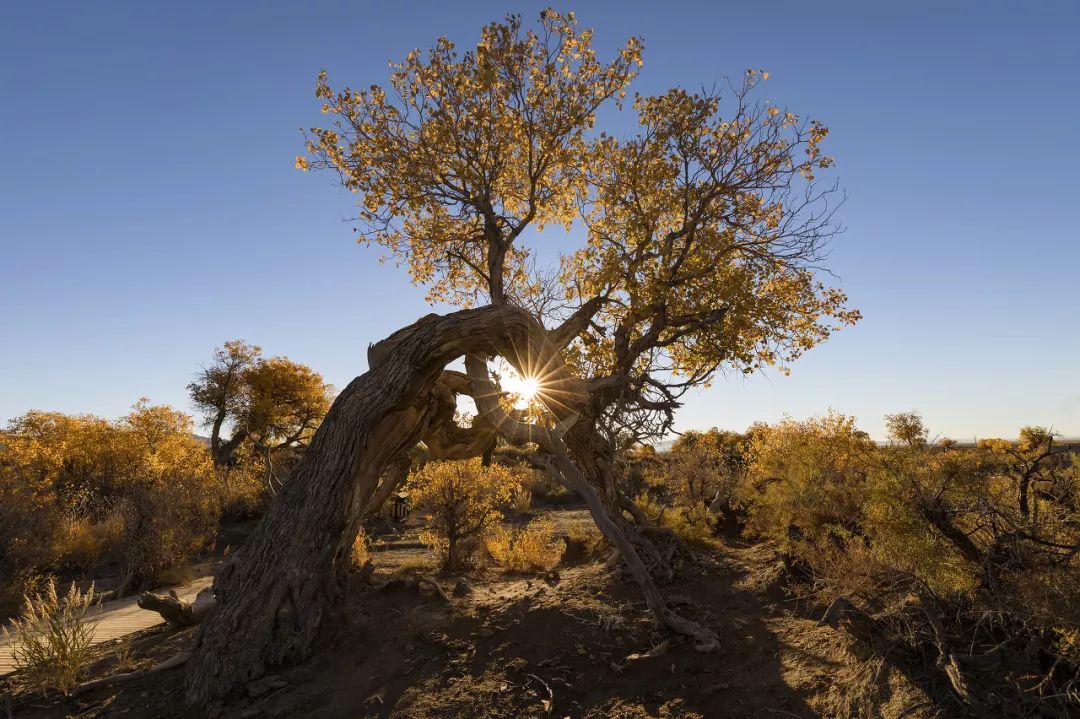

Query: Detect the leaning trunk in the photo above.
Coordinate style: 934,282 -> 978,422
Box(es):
563,420 -> 677,580
185,307 -> 540,703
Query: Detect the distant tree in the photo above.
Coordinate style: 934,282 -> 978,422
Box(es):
885,411 -> 929,449
187,340 -> 261,465
188,341 -> 332,467
979,426 -> 1070,519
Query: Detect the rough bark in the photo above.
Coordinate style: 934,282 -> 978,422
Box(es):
184,306 -> 564,704
360,451 -> 412,519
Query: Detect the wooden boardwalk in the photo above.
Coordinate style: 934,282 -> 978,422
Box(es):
0,577 -> 212,676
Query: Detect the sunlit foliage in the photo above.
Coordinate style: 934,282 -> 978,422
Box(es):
731,411 -> 1080,706
303,10 -> 859,445
406,458 -> 526,569
484,518 -> 564,573
305,10 -> 641,307
0,402 -> 219,611
188,340 -> 332,467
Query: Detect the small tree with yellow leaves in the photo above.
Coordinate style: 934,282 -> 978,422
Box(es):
407,459 -> 522,570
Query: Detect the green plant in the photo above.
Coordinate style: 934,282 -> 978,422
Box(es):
6,578 -> 98,695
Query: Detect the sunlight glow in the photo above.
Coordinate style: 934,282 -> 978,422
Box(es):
499,367 -> 542,409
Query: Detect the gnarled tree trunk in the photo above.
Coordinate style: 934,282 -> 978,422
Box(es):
185,307 -> 545,703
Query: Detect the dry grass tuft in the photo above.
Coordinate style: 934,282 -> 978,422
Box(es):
4,578 -> 98,695
351,528 -> 370,567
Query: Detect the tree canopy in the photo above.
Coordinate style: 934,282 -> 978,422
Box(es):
187,340 -> 332,465
303,10 -> 858,444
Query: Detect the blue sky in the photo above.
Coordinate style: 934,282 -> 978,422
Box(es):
1,1 -> 1078,441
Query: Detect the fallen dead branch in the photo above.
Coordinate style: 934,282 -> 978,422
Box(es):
137,587 -> 216,628
71,651 -> 191,697
525,673 -> 554,714
377,575 -> 450,602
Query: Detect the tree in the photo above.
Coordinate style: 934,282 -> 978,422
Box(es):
187,341 -> 332,467
885,411 -> 929,449
185,11 -> 859,702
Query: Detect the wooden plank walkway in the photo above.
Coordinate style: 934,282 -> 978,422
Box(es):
0,577 -> 212,676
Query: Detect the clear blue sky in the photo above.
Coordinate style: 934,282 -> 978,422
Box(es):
2,1 -> 1078,441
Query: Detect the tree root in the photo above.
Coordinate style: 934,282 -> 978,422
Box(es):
378,575 -> 450,602
417,577 -> 450,602
71,651 -> 191,697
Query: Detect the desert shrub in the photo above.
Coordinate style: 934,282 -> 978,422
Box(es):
351,528 -> 370,567
214,459 -> 267,519
407,458 -> 523,569
741,412 -> 874,559
485,519 -> 564,572
650,429 -> 750,510
633,494 -> 715,546
5,578 -> 98,696
0,401 -> 220,602
561,522 -> 609,564
739,411 -> 1080,712
52,515 -> 107,574
115,479 -> 217,591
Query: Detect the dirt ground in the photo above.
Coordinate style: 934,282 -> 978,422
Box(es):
1,507 -> 958,719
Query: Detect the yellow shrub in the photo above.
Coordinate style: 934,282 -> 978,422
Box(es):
0,402 -> 220,596
407,459 -> 523,569
53,517 -> 105,574
351,528 -> 370,567
633,494 -> 715,546
485,519 -> 564,573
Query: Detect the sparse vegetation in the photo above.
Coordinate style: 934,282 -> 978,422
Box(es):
727,411 -> 1080,714
484,518 -> 564,573
5,579 -> 98,696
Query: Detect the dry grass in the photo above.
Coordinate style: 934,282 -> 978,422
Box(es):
351,528 -> 370,567
511,485 -> 532,514
4,578 -> 98,696
112,639 -> 138,673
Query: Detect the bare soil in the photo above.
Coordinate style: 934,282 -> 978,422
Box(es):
0,508 -> 955,719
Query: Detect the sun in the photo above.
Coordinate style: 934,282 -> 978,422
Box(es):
500,367 -> 541,409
